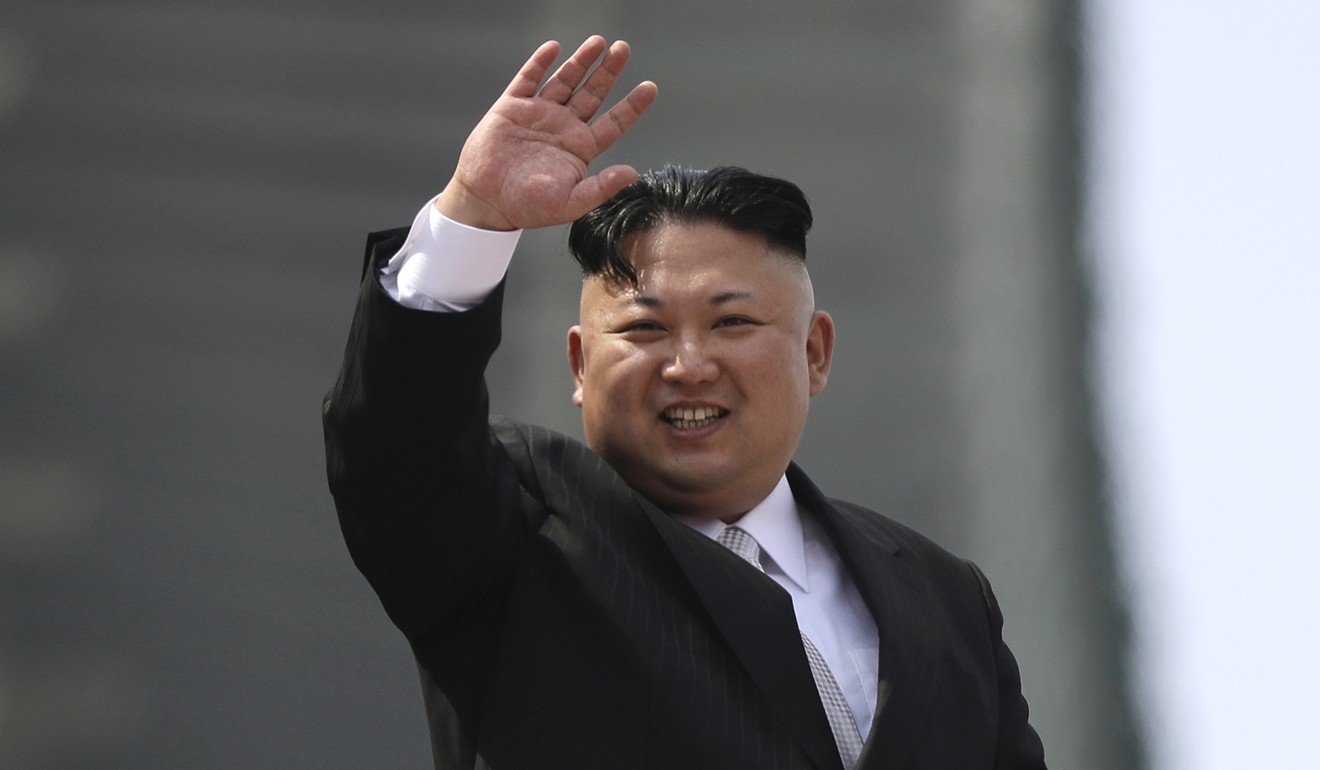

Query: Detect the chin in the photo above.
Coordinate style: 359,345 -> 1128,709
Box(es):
620,470 -> 715,513
650,475 -> 759,519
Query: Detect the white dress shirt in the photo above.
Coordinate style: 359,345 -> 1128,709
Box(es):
381,196 -> 520,311
383,196 -> 881,738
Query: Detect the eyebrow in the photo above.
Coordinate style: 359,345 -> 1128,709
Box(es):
626,291 -> 753,308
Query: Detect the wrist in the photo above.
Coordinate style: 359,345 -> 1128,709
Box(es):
435,181 -> 517,232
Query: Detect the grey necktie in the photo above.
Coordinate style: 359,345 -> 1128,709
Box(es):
717,526 -> 864,769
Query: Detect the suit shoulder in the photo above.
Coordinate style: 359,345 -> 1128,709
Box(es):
827,496 -> 976,576
488,416 -> 587,457
486,416 -> 621,497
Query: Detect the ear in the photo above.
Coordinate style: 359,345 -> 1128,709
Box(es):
806,311 -> 834,396
567,325 -> 586,407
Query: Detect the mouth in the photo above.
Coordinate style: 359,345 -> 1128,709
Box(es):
661,405 -> 730,430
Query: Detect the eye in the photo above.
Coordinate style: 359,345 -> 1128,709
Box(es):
617,320 -> 665,335
715,316 -> 755,328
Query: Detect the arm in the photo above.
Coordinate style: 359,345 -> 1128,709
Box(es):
322,37 -> 657,642
324,237 -> 513,641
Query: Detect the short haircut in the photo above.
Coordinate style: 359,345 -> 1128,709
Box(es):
568,165 -> 813,285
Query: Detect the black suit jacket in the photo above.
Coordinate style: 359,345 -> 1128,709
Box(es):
323,229 -> 1047,769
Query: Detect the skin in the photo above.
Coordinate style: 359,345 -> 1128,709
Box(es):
436,37 -> 658,231
568,221 -> 835,522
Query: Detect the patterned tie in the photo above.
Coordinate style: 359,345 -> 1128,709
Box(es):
717,526 -> 864,769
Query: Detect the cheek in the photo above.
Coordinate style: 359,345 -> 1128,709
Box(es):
582,347 -> 655,406
742,341 -> 810,393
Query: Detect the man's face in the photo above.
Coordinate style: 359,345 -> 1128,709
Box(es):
567,221 -> 834,521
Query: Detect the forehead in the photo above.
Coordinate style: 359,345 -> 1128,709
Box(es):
620,221 -> 802,285
581,221 -> 811,314
628,220 -> 765,260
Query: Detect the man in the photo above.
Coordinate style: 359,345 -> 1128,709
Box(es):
324,36 -> 1047,769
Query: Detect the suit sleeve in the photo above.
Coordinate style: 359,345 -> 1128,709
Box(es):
967,561 -> 1049,769
322,228 -> 524,643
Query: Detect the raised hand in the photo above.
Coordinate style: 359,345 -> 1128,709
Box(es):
438,36 -> 658,232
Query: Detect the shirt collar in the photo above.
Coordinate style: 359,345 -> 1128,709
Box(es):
674,475 -> 810,592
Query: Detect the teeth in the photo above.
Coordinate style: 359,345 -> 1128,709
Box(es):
663,406 -> 726,428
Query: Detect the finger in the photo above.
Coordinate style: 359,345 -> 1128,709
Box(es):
566,164 -> 641,219
503,40 -> 561,98
590,80 -> 659,155
536,35 -> 607,104
564,39 -> 632,122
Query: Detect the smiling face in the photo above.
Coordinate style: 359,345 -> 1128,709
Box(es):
567,221 -> 834,521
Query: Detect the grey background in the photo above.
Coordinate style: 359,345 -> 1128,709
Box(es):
0,1 -> 1141,768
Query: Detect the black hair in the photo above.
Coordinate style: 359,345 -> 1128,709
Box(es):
568,165 -> 813,285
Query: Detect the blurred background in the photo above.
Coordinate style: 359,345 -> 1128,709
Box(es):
0,1 -> 1313,768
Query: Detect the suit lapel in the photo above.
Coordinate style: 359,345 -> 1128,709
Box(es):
639,494 -> 846,770
786,466 -> 941,770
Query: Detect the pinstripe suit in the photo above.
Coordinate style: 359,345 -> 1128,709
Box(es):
324,229 -> 1047,769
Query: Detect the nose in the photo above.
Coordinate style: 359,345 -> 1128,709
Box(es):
662,336 -> 719,384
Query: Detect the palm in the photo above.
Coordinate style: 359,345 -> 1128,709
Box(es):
457,97 -> 607,227
444,38 -> 657,231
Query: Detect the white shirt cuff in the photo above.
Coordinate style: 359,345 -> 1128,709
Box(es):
380,196 -> 522,312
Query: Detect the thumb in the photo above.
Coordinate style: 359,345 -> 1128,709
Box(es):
565,165 -> 639,219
